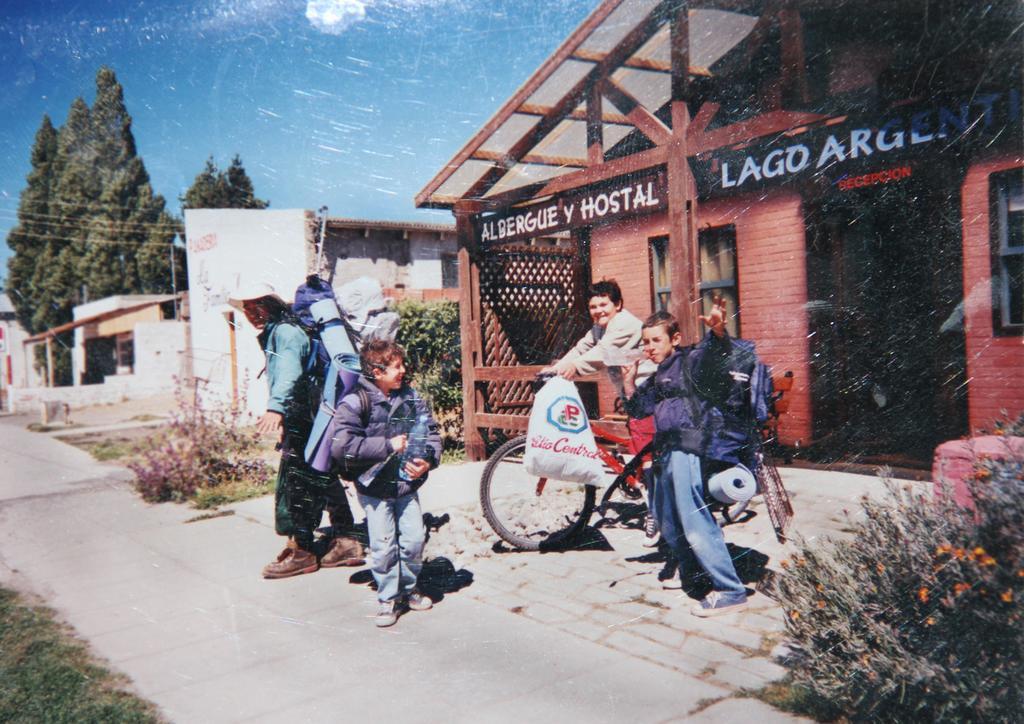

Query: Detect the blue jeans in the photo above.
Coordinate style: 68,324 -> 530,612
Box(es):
653,450 -> 745,599
358,492 -> 425,604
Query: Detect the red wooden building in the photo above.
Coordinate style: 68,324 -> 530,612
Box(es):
416,0 -> 1023,463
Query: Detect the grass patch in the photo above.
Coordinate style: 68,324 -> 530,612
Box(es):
440,447 -> 466,465
743,677 -> 845,722
0,586 -> 162,723
84,439 -> 136,462
191,476 -> 274,510
184,510 -> 236,524
129,414 -> 163,422
26,422 -> 80,433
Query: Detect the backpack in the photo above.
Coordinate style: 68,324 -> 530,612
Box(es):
293,275 -> 397,474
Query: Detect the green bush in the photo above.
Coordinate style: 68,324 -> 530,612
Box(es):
395,299 -> 463,452
775,426 -> 1023,721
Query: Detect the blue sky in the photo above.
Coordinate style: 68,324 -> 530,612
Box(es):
0,0 -> 596,282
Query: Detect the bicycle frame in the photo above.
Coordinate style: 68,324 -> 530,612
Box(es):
589,422 -> 651,516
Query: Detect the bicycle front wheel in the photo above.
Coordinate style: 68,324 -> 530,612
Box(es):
480,435 -> 597,551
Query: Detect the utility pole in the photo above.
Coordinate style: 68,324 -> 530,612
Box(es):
169,240 -> 178,319
315,205 -> 328,275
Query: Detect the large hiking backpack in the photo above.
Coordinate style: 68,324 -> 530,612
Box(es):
292,275 -> 398,473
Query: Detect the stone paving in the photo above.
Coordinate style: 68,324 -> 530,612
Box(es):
417,462 -> 905,718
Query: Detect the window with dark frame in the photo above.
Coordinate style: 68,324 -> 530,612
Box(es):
698,225 -> 740,337
115,333 -> 134,372
991,170 -> 1024,334
441,252 -> 459,289
649,236 -> 671,312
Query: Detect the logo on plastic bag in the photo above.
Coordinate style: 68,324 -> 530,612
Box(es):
546,397 -> 588,434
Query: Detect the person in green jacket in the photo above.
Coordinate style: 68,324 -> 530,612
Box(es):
229,283 -> 363,579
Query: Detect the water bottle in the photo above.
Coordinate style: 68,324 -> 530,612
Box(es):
399,414 -> 431,481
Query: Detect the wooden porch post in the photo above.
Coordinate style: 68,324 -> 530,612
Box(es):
45,336 -> 54,388
667,2 -> 701,343
227,311 -> 239,408
455,201 -> 486,461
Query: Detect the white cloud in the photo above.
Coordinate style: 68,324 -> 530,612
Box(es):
305,0 -> 367,35
305,0 -> 456,35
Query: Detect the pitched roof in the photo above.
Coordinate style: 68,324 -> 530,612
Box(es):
415,0 -> 762,209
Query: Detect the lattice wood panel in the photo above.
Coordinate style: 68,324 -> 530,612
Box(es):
477,244 -> 590,423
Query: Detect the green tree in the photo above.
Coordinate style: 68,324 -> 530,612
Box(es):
5,115 -> 58,333
4,67 -> 182,386
181,154 -> 269,209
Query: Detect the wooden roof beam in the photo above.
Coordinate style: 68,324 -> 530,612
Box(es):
414,0 -> 631,208
601,77 -> 673,146
519,104 -> 632,126
572,48 -> 711,76
461,1 -> 670,201
478,144 -> 669,211
471,149 -> 586,169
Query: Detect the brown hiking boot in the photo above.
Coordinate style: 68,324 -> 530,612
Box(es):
262,541 -> 319,579
320,536 -> 366,568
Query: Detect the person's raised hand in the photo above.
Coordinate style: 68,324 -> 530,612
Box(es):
698,294 -> 729,337
621,359 -> 639,397
390,434 -> 408,454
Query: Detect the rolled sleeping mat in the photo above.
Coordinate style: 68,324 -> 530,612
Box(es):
305,353 -> 364,473
707,464 -> 757,505
309,298 -> 357,358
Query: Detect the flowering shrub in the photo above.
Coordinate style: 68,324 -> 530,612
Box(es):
128,391 -> 272,503
775,424 -> 1023,721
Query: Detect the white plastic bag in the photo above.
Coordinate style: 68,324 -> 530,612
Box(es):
523,377 -> 605,486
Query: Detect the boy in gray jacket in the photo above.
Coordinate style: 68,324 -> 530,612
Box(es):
331,340 -> 442,628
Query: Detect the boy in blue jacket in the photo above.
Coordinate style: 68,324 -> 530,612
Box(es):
623,301 -> 762,617
330,340 -> 442,628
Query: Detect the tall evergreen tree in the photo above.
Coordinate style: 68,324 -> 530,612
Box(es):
6,115 -> 58,333
181,154 -> 269,209
4,67 -> 182,385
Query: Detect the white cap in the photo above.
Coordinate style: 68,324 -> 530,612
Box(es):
227,282 -> 289,311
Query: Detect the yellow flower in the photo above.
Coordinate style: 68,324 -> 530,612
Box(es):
973,547 -> 986,557
917,587 -> 930,603
816,600 -> 826,609
876,562 -> 886,574
790,610 -> 801,621
980,555 -> 997,567
925,616 -> 936,626
1001,590 -> 1014,603
815,583 -> 824,592
953,548 -> 966,560
953,582 -> 970,596
780,559 -> 790,570
935,544 -> 952,556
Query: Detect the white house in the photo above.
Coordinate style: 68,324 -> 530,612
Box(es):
183,208 -> 455,419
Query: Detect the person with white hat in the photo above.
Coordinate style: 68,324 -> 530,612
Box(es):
229,282 -> 364,578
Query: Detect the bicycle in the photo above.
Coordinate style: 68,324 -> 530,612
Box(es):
478,377 -> 795,552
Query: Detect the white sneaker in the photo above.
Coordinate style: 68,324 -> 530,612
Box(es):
642,512 -> 660,547
375,600 -> 398,627
406,590 -> 433,611
691,591 -> 748,618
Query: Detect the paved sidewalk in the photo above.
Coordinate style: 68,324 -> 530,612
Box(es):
0,411 -> 909,722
